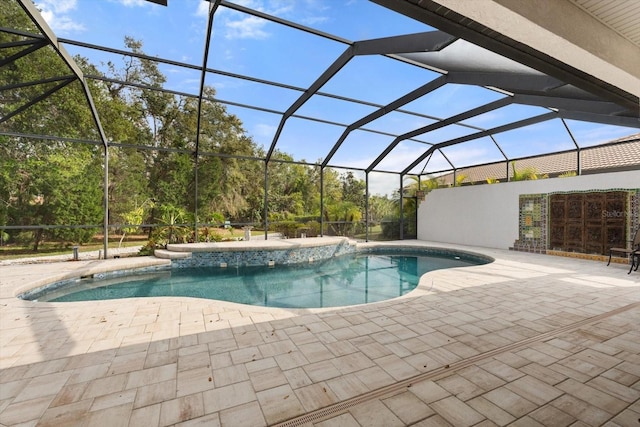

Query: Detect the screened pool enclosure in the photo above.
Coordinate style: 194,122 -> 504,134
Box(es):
1,0 -> 639,256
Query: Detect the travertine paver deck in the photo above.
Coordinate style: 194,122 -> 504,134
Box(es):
1,240 -> 638,426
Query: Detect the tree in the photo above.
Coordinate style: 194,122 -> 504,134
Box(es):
368,195 -> 395,224
119,199 -> 154,247
511,161 -> 545,181
153,204 -> 191,245
1,5 -> 107,249
196,87 -> 264,222
341,171 -> 366,210
324,201 -> 362,236
267,153 -> 320,221
8,144 -> 103,250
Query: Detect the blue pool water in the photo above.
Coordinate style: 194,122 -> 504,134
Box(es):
26,251 -> 488,308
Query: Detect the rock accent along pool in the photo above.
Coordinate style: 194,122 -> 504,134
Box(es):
154,237 -> 493,268
155,236 -> 358,268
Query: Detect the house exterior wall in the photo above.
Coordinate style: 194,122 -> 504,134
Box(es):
416,170 -> 640,249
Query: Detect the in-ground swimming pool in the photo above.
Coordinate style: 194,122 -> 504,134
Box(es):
22,249 -> 490,308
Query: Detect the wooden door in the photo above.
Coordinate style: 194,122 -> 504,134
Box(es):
549,191 -> 627,254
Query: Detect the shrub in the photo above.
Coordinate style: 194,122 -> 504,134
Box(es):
138,238 -> 159,256
272,220 -> 300,238
304,220 -> 320,237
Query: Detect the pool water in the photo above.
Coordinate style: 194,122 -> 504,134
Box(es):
28,252 -> 485,308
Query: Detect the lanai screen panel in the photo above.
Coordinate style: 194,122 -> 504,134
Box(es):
461,104 -> 551,129
365,111 -> 437,137
2,0 -> 638,184
420,150 -> 453,175
295,95 -> 379,127
329,130 -> 395,170
493,120 -> 577,159
204,74 -> 302,113
439,137 -> 506,169
563,120 -> 638,148
416,124 -> 479,145
273,116 -> 346,163
402,84 -> 506,120
376,140 -> 435,173
220,105 -> 282,154
208,4 -> 347,89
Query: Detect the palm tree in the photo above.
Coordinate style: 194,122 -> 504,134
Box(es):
324,201 -> 362,236
154,204 -> 191,245
511,161 -> 540,181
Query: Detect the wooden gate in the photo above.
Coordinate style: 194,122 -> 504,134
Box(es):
549,191 -> 626,254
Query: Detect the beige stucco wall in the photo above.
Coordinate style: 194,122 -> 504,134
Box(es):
417,170 -> 640,249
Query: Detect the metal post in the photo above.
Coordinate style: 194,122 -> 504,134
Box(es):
264,161 -> 269,240
194,153 -> 199,242
193,2 -> 220,242
399,174 -> 404,240
320,167 -> 324,237
103,144 -> 109,258
561,118 -> 581,176
576,148 -> 582,176
365,172 -> 369,242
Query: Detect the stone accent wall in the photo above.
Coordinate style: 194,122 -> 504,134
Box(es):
171,239 -> 356,269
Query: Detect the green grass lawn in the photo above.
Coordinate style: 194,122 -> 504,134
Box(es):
0,228 -> 264,260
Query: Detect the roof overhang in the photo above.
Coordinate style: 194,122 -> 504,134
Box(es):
372,0 -> 640,118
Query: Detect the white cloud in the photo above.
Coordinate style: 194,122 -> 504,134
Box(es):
368,173 -> 401,197
195,1 -> 210,18
35,0 -> 85,34
300,15 -> 328,26
224,15 -> 270,40
253,123 -> 276,138
114,0 -> 148,7
214,0 -> 330,41
37,0 -> 77,13
572,125 -> 634,146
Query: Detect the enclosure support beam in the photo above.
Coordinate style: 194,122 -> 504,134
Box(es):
193,1 -> 220,241
264,162 -> 269,240
561,118 -> 581,176
365,172 -> 370,242
439,150 -> 455,184
103,145 -> 109,258
18,0 -> 112,256
194,154 -> 199,242
0,39 -> 47,67
0,78 -> 74,125
558,110 -> 640,128
320,168 -> 325,237
399,174 -> 404,240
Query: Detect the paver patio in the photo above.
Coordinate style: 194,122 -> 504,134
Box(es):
1,241 -> 638,426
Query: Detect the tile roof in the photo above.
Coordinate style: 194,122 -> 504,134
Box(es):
437,133 -> 640,185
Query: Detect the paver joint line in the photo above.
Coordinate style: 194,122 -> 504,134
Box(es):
271,301 -> 640,427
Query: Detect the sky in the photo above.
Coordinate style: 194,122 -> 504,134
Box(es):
32,0 -> 637,195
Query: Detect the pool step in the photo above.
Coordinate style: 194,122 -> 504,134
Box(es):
154,249 -> 192,259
